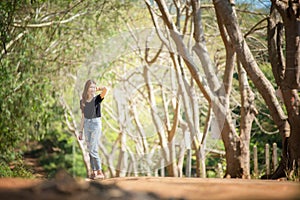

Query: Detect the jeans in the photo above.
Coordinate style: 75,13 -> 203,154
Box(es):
84,117 -> 102,171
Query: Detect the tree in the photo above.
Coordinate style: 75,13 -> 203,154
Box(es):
213,0 -> 300,179
0,0 -> 116,177
144,0 -> 264,178
268,0 -> 300,179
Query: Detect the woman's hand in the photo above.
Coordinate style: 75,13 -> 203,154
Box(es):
100,86 -> 108,98
96,86 -> 103,92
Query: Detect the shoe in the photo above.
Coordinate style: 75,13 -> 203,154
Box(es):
93,174 -> 104,180
93,170 -> 105,180
90,173 -> 95,179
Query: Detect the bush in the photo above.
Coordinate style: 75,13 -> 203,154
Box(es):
0,161 -> 33,178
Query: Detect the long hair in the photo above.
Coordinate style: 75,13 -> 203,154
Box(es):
81,79 -> 96,109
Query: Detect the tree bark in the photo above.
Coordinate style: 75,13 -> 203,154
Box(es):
215,0 -> 258,178
268,0 -> 300,179
238,61 -> 257,179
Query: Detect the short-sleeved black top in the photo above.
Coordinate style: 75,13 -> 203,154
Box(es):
80,94 -> 104,119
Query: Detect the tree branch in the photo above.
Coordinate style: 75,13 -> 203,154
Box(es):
13,12 -> 86,28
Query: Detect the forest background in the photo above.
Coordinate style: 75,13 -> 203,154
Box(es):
0,0 -> 294,179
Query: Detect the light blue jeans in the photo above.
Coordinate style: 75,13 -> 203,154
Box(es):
84,117 -> 102,171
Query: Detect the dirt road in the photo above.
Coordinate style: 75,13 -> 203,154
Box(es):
102,177 -> 300,200
0,174 -> 299,200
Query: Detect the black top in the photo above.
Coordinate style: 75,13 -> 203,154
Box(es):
80,94 -> 104,119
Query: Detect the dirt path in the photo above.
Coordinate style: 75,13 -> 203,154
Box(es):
0,174 -> 299,200
101,177 -> 300,200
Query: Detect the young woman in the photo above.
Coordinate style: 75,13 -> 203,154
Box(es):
79,80 -> 108,179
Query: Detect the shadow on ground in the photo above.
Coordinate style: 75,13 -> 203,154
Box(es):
0,170 -> 166,200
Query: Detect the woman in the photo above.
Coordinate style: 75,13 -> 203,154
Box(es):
79,80 -> 108,179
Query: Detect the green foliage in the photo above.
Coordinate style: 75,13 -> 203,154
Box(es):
0,0 -> 146,178
38,128 -> 87,178
0,162 -> 14,177
0,0 -> 71,177
206,170 -> 216,178
0,57 -> 52,152
0,160 -> 33,178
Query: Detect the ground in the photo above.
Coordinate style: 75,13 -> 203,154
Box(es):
0,172 -> 299,200
102,177 -> 300,199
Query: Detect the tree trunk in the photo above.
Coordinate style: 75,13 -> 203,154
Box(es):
269,0 -> 300,179
166,140 -> 178,177
221,119 -> 242,178
213,0 -> 295,178
143,64 -> 173,175
238,61 -> 256,179
198,105 -> 212,178
216,0 -> 257,178
215,0 -> 254,178
59,97 -> 92,178
115,86 -> 128,177
147,0 -> 244,177
191,0 -> 243,178
267,4 -> 289,179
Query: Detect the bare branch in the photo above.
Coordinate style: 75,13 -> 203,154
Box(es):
244,17 -> 268,38
145,31 -> 164,64
1,31 -> 28,56
13,12 -> 86,28
253,117 -> 279,135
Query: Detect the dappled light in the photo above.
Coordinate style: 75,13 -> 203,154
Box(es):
0,0 -> 299,199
